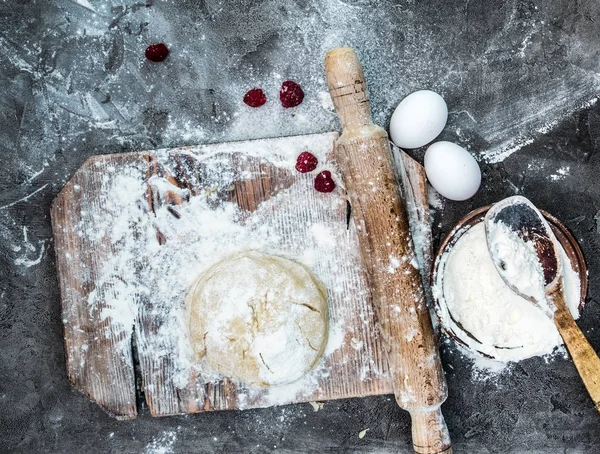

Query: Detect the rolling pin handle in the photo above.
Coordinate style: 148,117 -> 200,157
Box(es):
410,407 -> 453,454
325,47 -> 374,133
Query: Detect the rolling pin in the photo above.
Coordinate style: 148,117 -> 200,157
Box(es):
325,47 -> 452,454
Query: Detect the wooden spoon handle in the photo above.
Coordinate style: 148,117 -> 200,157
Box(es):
552,290 -> 600,413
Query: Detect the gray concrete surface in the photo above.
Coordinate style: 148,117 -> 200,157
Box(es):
1,0 -> 600,452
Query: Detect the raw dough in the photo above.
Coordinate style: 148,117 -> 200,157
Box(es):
187,251 -> 329,388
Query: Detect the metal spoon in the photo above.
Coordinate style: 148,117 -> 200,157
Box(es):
484,195 -> 600,414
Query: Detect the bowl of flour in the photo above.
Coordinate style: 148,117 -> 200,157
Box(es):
432,205 -> 588,362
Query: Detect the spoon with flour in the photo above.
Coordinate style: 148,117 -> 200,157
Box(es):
484,195 -> 600,414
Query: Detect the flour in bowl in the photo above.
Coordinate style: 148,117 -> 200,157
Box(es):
433,222 -> 581,363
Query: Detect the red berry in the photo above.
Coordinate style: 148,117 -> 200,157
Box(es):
280,80 -> 304,108
314,170 -> 336,193
295,151 -> 318,173
145,43 -> 169,62
243,88 -> 267,108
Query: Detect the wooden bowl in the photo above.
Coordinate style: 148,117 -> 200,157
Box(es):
432,205 -> 588,358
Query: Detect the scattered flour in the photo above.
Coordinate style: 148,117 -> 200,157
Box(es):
0,184 -> 49,211
433,222 -> 581,363
144,430 -> 177,454
13,226 -> 46,268
70,132 -> 378,410
317,91 -> 335,112
483,97 -> 600,163
71,0 -> 96,13
550,166 -> 570,181
427,185 -> 444,211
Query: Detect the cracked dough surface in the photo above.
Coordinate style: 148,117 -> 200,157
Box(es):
187,251 -> 329,388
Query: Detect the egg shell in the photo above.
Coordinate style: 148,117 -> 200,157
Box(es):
424,141 -> 481,201
389,90 -> 448,149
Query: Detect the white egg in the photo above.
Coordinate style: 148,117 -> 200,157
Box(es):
389,90 -> 448,149
424,141 -> 481,201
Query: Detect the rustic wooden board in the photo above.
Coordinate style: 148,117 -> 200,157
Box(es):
52,152 -> 139,420
51,132 -> 431,419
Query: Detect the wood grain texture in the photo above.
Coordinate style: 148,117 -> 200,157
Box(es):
52,132 -> 420,419
51,154 -> 144,420
325,47 -> 451,454
552,289 -> 600,414
395,148 -> 434,312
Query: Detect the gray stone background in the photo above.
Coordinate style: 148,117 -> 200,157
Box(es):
1,0 -> 600,452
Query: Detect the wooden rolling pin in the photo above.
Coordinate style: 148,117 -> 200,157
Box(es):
325,47 -> 452,454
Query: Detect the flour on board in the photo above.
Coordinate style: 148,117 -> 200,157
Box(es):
73,133 -> 379,407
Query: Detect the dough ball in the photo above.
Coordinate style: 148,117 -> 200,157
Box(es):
187,251 -> 329,388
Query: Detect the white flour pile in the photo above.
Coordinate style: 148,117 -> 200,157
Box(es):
486,221 -> 547,304
433,223 -> 581,363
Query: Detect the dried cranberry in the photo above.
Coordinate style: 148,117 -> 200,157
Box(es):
145,43 -> 169,62
314,170 -> 336,193
243,88 -> 267,108
295,151 -> 318,173
280,80 -> 304,108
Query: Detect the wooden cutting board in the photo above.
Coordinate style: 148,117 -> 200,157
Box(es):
51,132 -> 431,420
